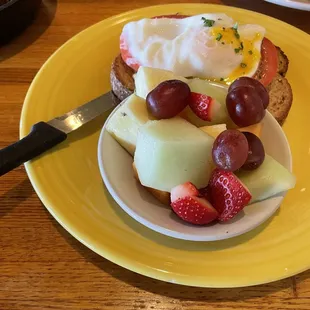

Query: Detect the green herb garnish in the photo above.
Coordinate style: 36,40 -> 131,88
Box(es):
240,63 -> 247,68
216,33 -> 223,41
232,23 -> 240,39
248,50 -> 253,55
202,17 -> 215,27
234,31 -> 240,39
235,42 -> 244,53
220,78 -> 224,81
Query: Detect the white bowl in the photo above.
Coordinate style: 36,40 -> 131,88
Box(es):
98,102 -> 292,241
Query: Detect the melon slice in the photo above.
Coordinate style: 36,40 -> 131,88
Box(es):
181,78 -> 233,126
106,94 -> 151,155
134,118 -> 214,192
200,124 -> 227,138
135,66 -> 188,99
238,123 -> 263,138
237,154 -> 296,203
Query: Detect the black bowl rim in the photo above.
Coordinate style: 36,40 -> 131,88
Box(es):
0,0 -> 24,12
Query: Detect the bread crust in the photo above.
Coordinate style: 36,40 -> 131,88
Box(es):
276,46 -> 289,77
110,54 -> 134,102
267,73 -> 293,125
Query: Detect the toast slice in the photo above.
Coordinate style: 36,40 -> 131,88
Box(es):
277,47 -> 289,77
266,73 -> 293,125
132,163 -> 171,206
110,47 -> 292,125
110,54 -> 134,102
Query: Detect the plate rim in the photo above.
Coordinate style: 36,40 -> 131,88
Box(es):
20,3 -> 310,288
265,0 -> 310,11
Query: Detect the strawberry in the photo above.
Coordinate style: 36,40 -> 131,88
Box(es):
189,92 -> 220,121
199,185 -> 213,204
208,169 -> 252,222
171,182 -> 199,202
170,182 -> 218,225
171,196 -> 218,225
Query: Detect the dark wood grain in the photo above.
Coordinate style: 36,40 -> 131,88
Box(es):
0,1 -> 310,309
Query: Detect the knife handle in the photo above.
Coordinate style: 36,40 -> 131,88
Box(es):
0,122 -> 67,176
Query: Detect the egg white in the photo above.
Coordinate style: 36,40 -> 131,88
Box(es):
121,14 -> 266,83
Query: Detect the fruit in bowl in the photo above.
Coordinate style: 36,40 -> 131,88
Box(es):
105,67 -> 296,229
134,117 -> 214,192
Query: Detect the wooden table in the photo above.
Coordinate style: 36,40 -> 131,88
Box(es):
0,1 -> 309,309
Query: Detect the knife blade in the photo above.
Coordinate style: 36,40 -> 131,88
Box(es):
0,91 -> 114,176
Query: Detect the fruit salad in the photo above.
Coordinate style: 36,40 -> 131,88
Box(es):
107,67 -> 296,225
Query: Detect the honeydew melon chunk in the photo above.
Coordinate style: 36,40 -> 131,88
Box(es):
106,94 -> 151,155
199,122 -> 264,139
237,154 -> 296,203
135,66 -> 188,99
134,118 -> 214,192
182,78 -> 233,127
189,78 -> 227,103
200,124 -> 227,138
238,122 -> 263,138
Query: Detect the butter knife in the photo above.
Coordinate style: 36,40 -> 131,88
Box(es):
0,91 -> 114,176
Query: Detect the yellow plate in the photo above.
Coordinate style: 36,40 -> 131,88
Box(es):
20,4 -> 310,287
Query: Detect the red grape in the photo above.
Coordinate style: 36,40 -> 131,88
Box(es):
212,130 -> 249,172
226,86 -> 266,127
229,77 -> 269,109
241,132 -> 265,170
146,80 -> 190,119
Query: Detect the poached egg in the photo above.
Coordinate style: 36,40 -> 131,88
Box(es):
120,14 -> 266,84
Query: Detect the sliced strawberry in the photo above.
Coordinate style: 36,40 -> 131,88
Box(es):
171,196 -> 218,225
199,185 -> 213,204
189,92 -> 220,121
171,182 -> 199,203
208,169 -> 252,222
120,34 -> 141,71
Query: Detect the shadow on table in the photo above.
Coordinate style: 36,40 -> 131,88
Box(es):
51,206 -> 309,301
0,0 -> 58,62
222,0 -> 309,33
0,176 -> 34,217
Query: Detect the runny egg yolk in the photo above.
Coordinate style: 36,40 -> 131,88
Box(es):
209,26 -> 262,84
